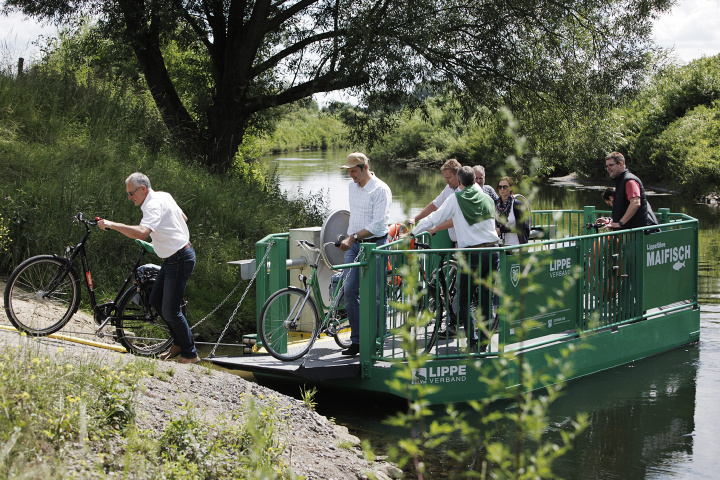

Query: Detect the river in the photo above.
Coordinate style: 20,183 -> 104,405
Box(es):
259,150 -> 720,479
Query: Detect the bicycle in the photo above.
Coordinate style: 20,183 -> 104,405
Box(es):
259,239 -> 350,361
3,212 -> 177,355
406,240 -> 459,354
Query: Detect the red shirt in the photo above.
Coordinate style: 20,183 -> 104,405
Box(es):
625,179 -> 641,200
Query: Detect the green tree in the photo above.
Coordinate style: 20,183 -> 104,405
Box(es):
4,0 -> 674,173
573,54 -> 720,192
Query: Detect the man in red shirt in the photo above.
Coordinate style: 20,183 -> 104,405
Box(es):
604,152 -> 658,230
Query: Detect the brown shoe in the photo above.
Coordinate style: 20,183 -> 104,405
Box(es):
179,356 -> 201,364
159,344 -> 181,360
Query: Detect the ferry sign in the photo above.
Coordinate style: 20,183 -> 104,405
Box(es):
642,227 -> 697,309
502,246 -> 580,342
412,364 -> 467,385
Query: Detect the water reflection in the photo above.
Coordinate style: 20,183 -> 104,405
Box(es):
259,151 -> 720,479
261,151 -> 450,220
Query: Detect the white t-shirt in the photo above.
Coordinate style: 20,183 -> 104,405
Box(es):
502,207 -> 520,246
432,185 -> 461,242
140,190 -> 190,258
412,193 -> 499,248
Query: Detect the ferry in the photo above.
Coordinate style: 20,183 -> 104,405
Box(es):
210,206 -> 700,404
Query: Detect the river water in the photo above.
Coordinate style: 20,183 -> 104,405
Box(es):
259,150 -> 720,479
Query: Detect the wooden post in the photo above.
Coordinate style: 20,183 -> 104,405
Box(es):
17,58 -> 24,77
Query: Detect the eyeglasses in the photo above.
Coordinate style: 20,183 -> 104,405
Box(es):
605,163 -> 620,170
127,186 -> 142,197
498,185 -> 510,190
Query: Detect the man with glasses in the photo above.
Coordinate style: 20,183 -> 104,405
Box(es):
604,152 -> 658,230
97,172 -> 199,364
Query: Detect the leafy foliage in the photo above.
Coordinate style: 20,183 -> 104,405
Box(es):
379,113 -> 588,479
0,60 -> 327,342
267,101 -> 352,152
0,340 -> 294,478
5,0 -> 674,172
574,54 -> 720,193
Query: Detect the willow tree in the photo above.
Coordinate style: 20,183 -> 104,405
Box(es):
3,0 -> 674,173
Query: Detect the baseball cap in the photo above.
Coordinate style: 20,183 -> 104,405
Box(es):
341,152 -> 369,169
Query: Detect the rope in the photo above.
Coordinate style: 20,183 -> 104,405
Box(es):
206,240 -> 275,359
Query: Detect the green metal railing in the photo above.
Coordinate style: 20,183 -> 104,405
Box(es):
254,208 -> 699,373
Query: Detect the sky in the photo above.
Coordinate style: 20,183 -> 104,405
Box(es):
0,1 -> 718,71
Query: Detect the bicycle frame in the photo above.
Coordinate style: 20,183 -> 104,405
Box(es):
296,241 -> 346,334
50,214 -> 151,331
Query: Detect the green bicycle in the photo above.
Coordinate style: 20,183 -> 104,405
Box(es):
259,239 -> 350,361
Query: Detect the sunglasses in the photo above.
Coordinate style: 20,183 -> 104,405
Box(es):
127,186 -> 143,197
498,185 -> 510,190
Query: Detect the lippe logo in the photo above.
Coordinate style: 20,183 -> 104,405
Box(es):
411,365 -> 467,384
511,264 -> 521,287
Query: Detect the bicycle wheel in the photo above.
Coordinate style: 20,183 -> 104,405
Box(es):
260,287 -> 320,361
115,286 -> 173,355
332,310 -> 351,348
4,255 -> 81,336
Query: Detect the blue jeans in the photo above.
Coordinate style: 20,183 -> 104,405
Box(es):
150,245 -> 197,359
343,238 -> 388,345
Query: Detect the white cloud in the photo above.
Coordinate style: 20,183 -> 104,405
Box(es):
653,0 -> 720,63
0,11 -> 57,67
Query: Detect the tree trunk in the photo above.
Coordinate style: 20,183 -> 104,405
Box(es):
118,0 -> 208,164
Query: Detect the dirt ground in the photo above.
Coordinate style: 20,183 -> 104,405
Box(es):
0,279 -> 402,479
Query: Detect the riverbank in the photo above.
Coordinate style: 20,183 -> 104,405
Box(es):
0,288 -> 400,479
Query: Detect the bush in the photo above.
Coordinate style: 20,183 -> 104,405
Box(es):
575,54 -> 720,192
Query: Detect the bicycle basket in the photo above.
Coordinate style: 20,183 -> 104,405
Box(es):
135,264 -> 161,286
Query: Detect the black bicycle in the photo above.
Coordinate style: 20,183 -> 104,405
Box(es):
410,241 -> 459,353
3,212 -> 176,355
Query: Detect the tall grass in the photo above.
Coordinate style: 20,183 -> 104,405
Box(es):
0,62 -> 327,342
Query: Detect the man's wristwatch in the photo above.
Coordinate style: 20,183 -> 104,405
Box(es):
618,221 -> 624,228
353,233 -> 358,241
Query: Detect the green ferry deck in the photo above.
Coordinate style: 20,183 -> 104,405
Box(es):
210,207 -> 700,405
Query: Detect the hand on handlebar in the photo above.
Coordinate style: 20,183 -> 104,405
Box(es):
96,217 -> 111,231
596,217 -> 611,226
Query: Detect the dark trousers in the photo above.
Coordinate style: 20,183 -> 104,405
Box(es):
458,250 -> 498,347
150,245 -> 197,359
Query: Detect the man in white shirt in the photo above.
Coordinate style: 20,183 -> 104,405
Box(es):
338,153 -> 392,356
411,159 -> 462,242
98,172 -> 198,363
410,166 -> 499,352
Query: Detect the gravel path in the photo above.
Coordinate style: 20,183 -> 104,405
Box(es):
0,279 -> 401,479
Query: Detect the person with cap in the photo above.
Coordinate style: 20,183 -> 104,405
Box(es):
97,172 -> 199,364
337,152 -> 392,356
409,166 -> 500,352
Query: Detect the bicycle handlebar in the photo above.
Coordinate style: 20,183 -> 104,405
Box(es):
74,212 -> 99,228
413,240 -> 431,250
584,220 -> 612,233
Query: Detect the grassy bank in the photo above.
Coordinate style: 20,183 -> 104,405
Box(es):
0,334 -> 297,478
0,64 -> 327,343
